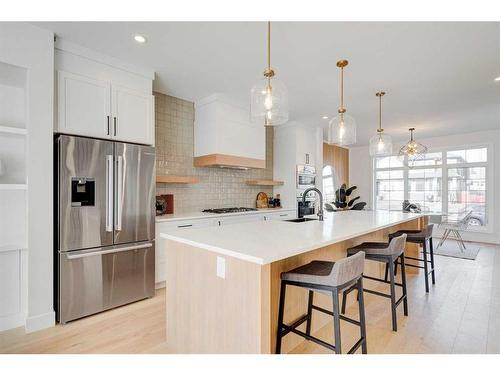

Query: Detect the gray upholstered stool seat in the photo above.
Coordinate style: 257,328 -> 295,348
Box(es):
342,234 -> 408,332
276,252 -> 367,354
346,242 -> 402,258
389,224 -> 435,293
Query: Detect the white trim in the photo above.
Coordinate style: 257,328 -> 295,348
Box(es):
25,310 -> 55,333
55,39 -> 154,80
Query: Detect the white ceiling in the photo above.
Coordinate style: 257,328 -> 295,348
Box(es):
34,22 -> 500,145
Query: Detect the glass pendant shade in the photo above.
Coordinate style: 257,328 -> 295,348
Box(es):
250,77 -> 289,126
369,132 -> 393,156
369,91 -> 392,156
328,113 -> 356,146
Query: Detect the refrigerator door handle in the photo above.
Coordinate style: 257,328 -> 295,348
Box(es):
115,155 -> 123,231
65,243 -> 153,260
105,155 -> 114,232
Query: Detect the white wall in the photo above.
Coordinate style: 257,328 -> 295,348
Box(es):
0,23 -> 55,331
274,121 -> 323,212
349,129 -> 500,244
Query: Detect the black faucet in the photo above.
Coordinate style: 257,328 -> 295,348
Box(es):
302,187 -> 324,221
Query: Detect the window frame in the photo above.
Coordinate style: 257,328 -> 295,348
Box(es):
372,143 -> 494,233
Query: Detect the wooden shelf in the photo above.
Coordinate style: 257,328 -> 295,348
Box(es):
156,175 -> 200,184
0,125 -> 27,135
246,179 -> 284,186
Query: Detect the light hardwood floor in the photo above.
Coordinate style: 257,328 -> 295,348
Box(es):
1,240 -> 499,354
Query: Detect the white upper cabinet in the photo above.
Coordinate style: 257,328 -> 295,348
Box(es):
58,71 -> 112,138
55,40 -> 155,145
111,85 -> 154,145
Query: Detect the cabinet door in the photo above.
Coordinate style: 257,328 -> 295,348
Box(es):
111,85 -> 154,145
57,71 -> 111,138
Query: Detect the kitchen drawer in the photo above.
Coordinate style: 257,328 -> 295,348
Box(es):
217,214 -> 264,226
263,210 -> 296,221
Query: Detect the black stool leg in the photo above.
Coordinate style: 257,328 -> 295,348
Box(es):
384,262 -> 389,282
306,290 -> 314,336
332,289 -> 342,354
357,278 -> 368,354
422,240 -> 430,293
341,284 -> 356,314
400,253 -> 408,316
388,259 -> 398,331
429,237 -> 436,284
275,281 -> 287,354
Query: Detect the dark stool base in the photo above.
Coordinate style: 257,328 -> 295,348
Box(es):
387,236 -> 435,293
343,253 -> 408,332
276,277 -> 368,354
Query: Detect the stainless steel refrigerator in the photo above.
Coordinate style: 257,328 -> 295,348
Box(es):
55,135 -> 156,324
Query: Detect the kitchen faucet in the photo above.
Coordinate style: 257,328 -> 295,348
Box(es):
302,187 -> 324,221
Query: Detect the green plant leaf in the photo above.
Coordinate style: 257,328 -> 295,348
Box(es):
345,186 -> 357,196
348,196 -> 360,207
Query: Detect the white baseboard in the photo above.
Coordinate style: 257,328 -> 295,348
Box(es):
25,310 -> 55,333
155,281 -> 166,290
0,312 -> 26,332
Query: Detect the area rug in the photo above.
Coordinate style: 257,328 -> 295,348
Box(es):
433,239 -> 480,260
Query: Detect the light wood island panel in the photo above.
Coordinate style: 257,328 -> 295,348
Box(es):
165,216 -> 426,354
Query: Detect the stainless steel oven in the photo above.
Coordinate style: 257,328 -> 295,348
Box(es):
297,164 -> 316,189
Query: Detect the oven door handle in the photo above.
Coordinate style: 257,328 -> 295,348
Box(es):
65,243 -> 152,260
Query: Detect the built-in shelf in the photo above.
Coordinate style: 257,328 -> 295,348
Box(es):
156,175 -> 200,184
0,125 -> 27,135
0,244 -> 28,253
245,179 -> 284,186
0,184 -> 27,190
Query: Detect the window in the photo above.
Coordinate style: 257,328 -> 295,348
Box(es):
322,165 -> 338,204
374,147 -> 489,229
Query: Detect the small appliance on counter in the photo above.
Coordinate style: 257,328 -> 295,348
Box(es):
256,192 -> 269,208
402,200 -> 422,213
156,194 -> 174,215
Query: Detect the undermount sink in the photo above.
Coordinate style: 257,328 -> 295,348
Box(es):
284,217 -> 318,223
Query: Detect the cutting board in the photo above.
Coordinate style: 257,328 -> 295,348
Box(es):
256,192 -> 269,209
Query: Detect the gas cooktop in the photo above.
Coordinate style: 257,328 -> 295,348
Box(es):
202,207 -> 258,214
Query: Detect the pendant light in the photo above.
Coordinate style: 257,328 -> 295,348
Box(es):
399,128 -> 428,166
369,91 -> 393,157
328,60 -> 356,146
250,21 -> 288,126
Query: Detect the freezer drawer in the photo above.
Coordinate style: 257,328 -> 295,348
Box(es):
58,242 -> 155,324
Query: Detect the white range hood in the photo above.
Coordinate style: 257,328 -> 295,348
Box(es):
193,93 -> 266,169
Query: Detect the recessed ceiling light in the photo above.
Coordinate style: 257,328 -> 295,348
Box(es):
322,116 -> 329,120
134,35 -> 147,44
495,77 -> 500,82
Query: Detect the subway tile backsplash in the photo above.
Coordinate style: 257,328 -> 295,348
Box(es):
155,92 -> 274,213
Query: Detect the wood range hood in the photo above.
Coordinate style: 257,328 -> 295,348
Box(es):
193,154 -> 266,170
194,94 -> 266,170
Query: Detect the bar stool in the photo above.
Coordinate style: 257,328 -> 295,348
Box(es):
388,224 -> 435,293
341,234 -> 408,332
275,251 -> 367,354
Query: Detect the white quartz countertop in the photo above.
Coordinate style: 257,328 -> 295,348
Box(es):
155,207 -> 294,222
160,210 -> 424,265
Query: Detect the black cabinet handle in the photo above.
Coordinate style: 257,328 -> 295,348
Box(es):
177,224 -> 193,228
113,117 -> 117,136
107,116 -> 110,135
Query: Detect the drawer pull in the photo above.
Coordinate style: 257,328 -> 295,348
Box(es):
177,224 -> 193,228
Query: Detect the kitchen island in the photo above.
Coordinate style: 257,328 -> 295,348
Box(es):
160,210 -> 426,353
